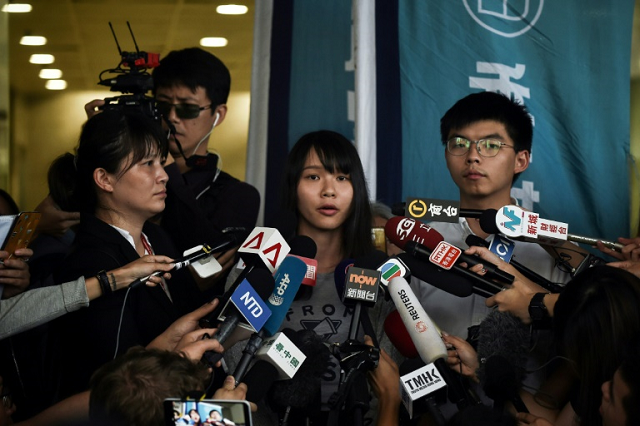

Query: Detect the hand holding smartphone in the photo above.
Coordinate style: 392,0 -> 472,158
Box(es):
164,399 -> 252,426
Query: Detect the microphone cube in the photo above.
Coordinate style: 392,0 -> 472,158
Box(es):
256,332 -> 306,380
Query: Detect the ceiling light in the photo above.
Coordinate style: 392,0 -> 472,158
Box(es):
2,3 -> 32,13
45,80 -> 67,90
216,4 -> 248,15
200,37 -> 228,47
29,54 -> 54,64
20,35 -> 47,46
39,68 -> 62,79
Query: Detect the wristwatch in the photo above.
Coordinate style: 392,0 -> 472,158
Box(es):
528,292 -> 552,329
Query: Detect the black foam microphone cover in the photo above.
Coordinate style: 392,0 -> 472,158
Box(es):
269,329 -> 331,408
243,360 -> 280,403
479,209 -> 500,234
476,310 -> 529,387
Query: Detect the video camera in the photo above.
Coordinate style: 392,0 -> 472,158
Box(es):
97,22 -> 160,121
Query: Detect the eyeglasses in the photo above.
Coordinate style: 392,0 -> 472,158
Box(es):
155,101 -> 212,120
446,137 -> 514,158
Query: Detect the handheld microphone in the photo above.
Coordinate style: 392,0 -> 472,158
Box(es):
386,216 -> 513,288
465,234 -> 563,293
199,227 -> 288,329
129,243 -> 219,289
388,277 -> 473,410
231,253 -> 309,382
396,253 -> 474,298
209,268 -> 274,343
392,199 -> 485,220
488,205 -> 623,252
384,309 -> 419,359
399,357 -> 447,424
477,310 -> 530,413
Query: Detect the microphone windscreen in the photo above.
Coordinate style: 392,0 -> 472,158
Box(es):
243,360 -> 280,403
482,354 -> 521,402
353,250 -> 389,269
476,310 -> 529,388
397,253 -> 473,298
262,256 -> 308,336
398,356 -> 426,376
479,209 -> 500,234
384,310 -> 419,358
269,329 -> 330,408
465,234 -> 489,248
333,258 -> 355,299
289,235 -> 317,259
246,268 -> 277,301
265,209 -> 298,242
385,216 -> 444,250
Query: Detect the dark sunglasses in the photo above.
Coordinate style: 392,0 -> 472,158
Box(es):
156,101 -> 212,119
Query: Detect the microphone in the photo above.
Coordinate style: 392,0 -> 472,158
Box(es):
289,235 -> 318,287
384,310 -> 419,359
396,253 -> 474,298
388,276 -> 474,410
385,217 -> 502,297
208,268 -> 274,344
338,251 -> 387,340
237,226 -> 291,273
129,243 -> 219,289
399,357 -> 447,424
476,310 -> 530,413
231,253 -> 309,382
385,216 -> 513,288
268,329 -> 332,425
465,235 -> 563,293
487,205 -> 623,252
392,199 -> 486,221
199,227 -> 288,330
243,359 -> 280,403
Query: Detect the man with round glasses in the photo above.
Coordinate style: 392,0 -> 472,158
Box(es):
151,48 -> 260,293
411,91 -> 573,418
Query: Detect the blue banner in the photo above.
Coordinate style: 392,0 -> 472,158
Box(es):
398,1 -> 634,241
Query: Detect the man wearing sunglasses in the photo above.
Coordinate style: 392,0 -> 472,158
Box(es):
151,48 -> 260,294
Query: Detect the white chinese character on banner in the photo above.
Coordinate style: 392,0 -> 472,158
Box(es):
469,62 -> 531,106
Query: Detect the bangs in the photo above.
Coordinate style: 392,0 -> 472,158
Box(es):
311,139 -> 354,175
117,114 -> 168,176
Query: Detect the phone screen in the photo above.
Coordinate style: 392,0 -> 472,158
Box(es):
164,399 -> 252,426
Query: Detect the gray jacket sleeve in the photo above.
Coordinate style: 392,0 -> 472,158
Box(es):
0,277 -> 90,340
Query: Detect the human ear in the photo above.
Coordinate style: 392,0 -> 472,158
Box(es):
93,168 -> 115,193
514,150 -> 530,174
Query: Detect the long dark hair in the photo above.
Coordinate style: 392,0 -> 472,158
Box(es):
49,110 -> 168,214
554,265 -> 640,426
282,130 -> 373,258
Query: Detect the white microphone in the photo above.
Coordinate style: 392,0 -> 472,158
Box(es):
492,205 -> 623,251
388,277 -> 447,363
388,277 -> 474,411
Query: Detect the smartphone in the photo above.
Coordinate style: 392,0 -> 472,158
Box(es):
164,399 -> 252,426
1,211 -> 41,258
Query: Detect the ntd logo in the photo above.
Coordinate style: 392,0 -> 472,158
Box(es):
229,279 -> 272,332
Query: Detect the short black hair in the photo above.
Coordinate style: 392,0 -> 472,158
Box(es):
153,47 -> 231,107
440,91 -> 533,153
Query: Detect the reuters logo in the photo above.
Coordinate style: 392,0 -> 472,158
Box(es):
415,321 -> 427,333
